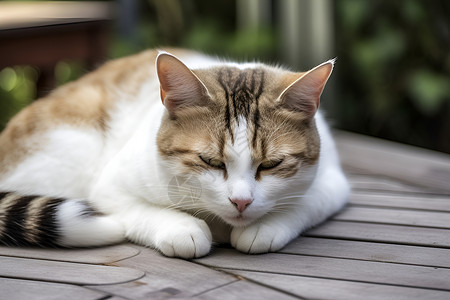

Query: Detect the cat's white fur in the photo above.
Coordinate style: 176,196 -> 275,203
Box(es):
0,52 -> 350,258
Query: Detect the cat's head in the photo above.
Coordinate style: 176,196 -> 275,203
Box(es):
156,52 -> 334,227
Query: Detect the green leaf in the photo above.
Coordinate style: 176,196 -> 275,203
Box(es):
407,70 -> 449,115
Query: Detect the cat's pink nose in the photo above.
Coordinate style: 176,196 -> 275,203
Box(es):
229,198 -> 253,213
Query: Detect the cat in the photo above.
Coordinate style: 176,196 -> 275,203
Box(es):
0,49 -> 350,258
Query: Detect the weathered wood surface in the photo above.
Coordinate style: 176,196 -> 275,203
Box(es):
87,247 -> 239,299
0,256 -> 144,285
349,192 -> 450,212
196,249 -> 450,290
307,221 -> 450,247
0,278 -> 107,300
334,131 -> 450,193
0,244 -> 139,263
0,131 -> 449,299
232,271 -> 450,300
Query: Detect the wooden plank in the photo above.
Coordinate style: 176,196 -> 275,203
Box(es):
334,206 -> 450,229
334,131 -> 450,193
0,256 -> 144,285
348,174 -> 428,194
234,271 -> 450,300
195,248 -> 450,290
0,277 -> 107,300
306,221 -> 450,248
0,244 -> 139,264
91,276 -> 197,300
89,247 -> 237,299
194,280 -> 299,300
349,193 -> 450,212
281,237 -> 450,268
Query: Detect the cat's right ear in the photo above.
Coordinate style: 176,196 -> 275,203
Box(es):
156,53 -> 209,118
278,59 -> 335,119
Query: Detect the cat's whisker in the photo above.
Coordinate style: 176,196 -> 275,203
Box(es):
275,196 -> 305,202
143,184 -> 200,192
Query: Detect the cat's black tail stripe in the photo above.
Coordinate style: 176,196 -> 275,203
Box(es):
3,194 -> 37,246
0,191 -> 10,200
28,196 -> 64,247
0,192 -> 63,247
0,191 -> 22,244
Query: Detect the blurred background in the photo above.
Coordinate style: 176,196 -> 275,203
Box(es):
0,0 -> 449,153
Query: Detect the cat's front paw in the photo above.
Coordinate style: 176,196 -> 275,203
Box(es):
155,218 -> 212,259
231,221 -> 293,254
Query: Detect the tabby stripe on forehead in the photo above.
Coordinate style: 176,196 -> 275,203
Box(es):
231,72 -> 247,123
218,68 -> 265,143
218,69 -> 234,141
251,70 -> 265,148
0,194 -> 37,246
232,69 -> 265,122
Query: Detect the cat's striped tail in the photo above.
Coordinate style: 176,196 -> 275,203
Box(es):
0,191 -> 125,247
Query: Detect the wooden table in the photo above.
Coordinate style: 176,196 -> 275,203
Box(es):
0,1 -> 113,97
1,131 -> 450,299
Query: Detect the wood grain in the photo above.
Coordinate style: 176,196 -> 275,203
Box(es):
195,280 -> 299,300
0,244 -> 139,264
349,193 -> 450,212
88,246 -> 237,298
306,221 -> 450,248
335,131 -> 450,193
234,271 -> 450,300
334,206 -> 450,229
195,248 -> 450,290
0,256 -> 144,285
281,237 -> 450,268
348,174 -> 426,194
0,277 -> 106,300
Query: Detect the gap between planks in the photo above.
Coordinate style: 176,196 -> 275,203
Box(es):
191,261 -> 304,300
194,248 -> 450,291
333,206 -> 450,229
281,237 -> 450,268
306,220 -> 450,248
231,270 -> 450,300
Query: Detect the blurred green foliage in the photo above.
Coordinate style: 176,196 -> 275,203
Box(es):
0,62 -> 85,129
0,66 -> 36,127
110,0 -> 277,61
335,0 -> 450,153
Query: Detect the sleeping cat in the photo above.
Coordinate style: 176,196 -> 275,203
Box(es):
0,49 -> 350,258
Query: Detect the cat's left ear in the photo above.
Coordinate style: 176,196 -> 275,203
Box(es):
278,59 -> 335,119
156,52 -> 209,118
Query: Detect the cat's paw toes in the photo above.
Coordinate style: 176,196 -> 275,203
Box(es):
231,222 -> 291,254
155,219 -> 212,259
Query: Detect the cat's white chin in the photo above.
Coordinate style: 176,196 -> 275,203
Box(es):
222,214 -> 257,228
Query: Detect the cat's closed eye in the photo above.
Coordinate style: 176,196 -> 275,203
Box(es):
258,159 -> 283,170
199,155 -> 225,169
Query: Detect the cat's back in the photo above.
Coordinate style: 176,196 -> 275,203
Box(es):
0,49 -> 174,191
1,49 -> 157,138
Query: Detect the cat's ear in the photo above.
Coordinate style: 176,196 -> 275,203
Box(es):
278,59 -> 335,119
156,52 -> 209,117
